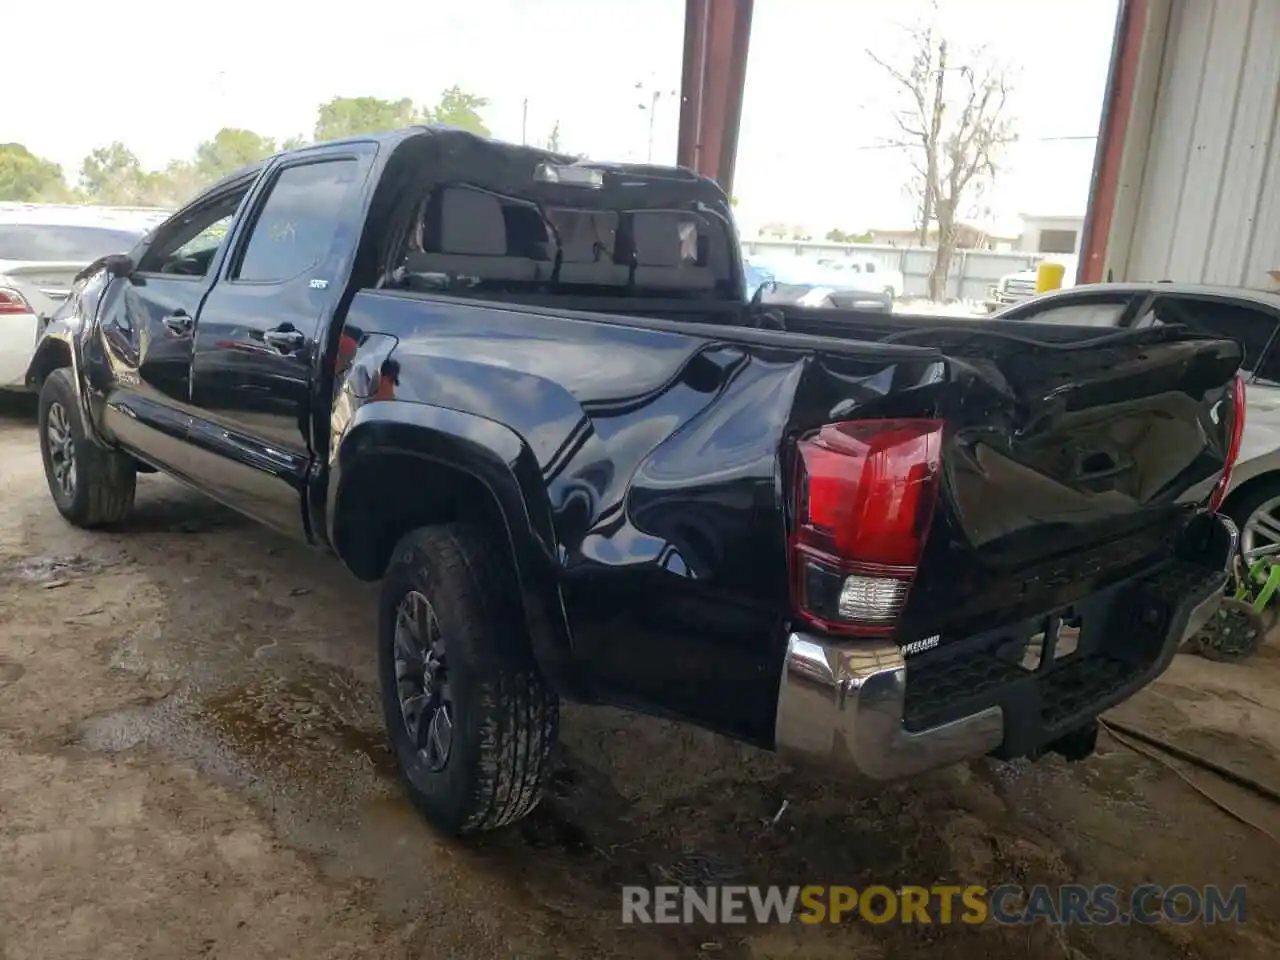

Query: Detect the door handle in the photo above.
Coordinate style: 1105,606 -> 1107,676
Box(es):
261,326 -> 306,353
162,312 -> 193,335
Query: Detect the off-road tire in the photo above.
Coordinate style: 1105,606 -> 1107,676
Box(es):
37,368 -> 136,528
378,522 -> 558,835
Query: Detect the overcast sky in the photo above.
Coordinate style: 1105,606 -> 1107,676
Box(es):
7,0 -> 1119,233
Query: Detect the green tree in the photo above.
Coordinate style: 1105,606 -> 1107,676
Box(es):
154,159 -> 206,207
192,127 -> 278,183
427,86 -> 490,136
79,142 -> 165,205
312,87 -> 490,144
0,143 -> 68,201
280,135 -> 310,151
313,96 -> 424,142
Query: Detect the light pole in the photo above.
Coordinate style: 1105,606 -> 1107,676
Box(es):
635,79 -> 677,163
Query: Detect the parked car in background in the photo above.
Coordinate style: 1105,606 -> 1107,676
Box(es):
993,280 -> 1280,560
742,259 -> 774,301
0,205 -> 162,391
816,256 -> 905,299
985,254 -> 1079,312
755,258 -> 893,312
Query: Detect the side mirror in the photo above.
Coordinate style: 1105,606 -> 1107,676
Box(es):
104,253 -> 135,278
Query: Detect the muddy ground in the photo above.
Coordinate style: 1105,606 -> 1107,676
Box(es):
1,396 -> 1278,960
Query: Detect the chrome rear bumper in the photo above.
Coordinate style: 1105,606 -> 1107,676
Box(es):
774,635 -> 1005,780
774,515 -> 1237,781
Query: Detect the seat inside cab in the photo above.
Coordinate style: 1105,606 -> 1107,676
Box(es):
630,211 -> 715,292
397,184 -> 718,296
404,186 -> 542,282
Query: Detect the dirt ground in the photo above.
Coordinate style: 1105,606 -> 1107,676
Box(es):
1,396 -> 1278,960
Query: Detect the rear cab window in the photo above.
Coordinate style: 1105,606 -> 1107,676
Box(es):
375,135 -> 738,303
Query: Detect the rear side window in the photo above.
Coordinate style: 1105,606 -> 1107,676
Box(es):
1141,297 -> 1279,376
233,159 -> 358,283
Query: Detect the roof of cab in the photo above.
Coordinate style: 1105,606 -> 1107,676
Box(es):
209,125 -> 706,190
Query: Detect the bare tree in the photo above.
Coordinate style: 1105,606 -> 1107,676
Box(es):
869,8 -> 1017,300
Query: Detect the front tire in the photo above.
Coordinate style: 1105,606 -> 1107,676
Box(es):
378,523 -> 558,835
37,368 -> 136,528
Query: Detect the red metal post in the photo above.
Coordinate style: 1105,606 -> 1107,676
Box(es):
677,0 -> 754,196
1079,0 -> 1148,283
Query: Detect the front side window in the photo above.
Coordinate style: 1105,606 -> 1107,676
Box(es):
233,159 -> 358,283
137,190 -> 248,277
172,216 -> 234,262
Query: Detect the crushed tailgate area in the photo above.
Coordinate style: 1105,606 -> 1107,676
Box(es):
1,399 -> 1278,960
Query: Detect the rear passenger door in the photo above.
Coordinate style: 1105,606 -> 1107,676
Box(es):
186,146 -> 374,539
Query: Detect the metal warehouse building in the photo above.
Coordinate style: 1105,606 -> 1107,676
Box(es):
1083,0 -> 1280,289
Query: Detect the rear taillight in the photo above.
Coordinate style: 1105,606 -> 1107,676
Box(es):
1209,372 -> 1247,513
0,288 -> 32,316
790,419 -> 944,636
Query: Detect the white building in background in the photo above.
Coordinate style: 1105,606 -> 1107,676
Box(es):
1017,214 -> 1086,256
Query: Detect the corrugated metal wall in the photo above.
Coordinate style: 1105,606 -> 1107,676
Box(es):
1125,0 -> 1280,288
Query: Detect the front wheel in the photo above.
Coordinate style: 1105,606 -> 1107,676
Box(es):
1226,479 -> 1280,565
378,523 -> 558,835
37,368 -> 136,528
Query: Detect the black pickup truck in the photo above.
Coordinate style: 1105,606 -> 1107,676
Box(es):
27,127 -> 1244,836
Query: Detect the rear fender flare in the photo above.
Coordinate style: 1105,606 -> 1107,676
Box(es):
328,400 -> 585,699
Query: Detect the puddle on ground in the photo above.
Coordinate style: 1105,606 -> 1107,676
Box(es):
79,699 -> 181,753
195,674 -> 392,776
7,553 -> 105,586
77,660 -> 393,788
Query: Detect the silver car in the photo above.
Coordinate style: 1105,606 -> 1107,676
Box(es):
0,205 -> 162,390
993,281 -> 1280,562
